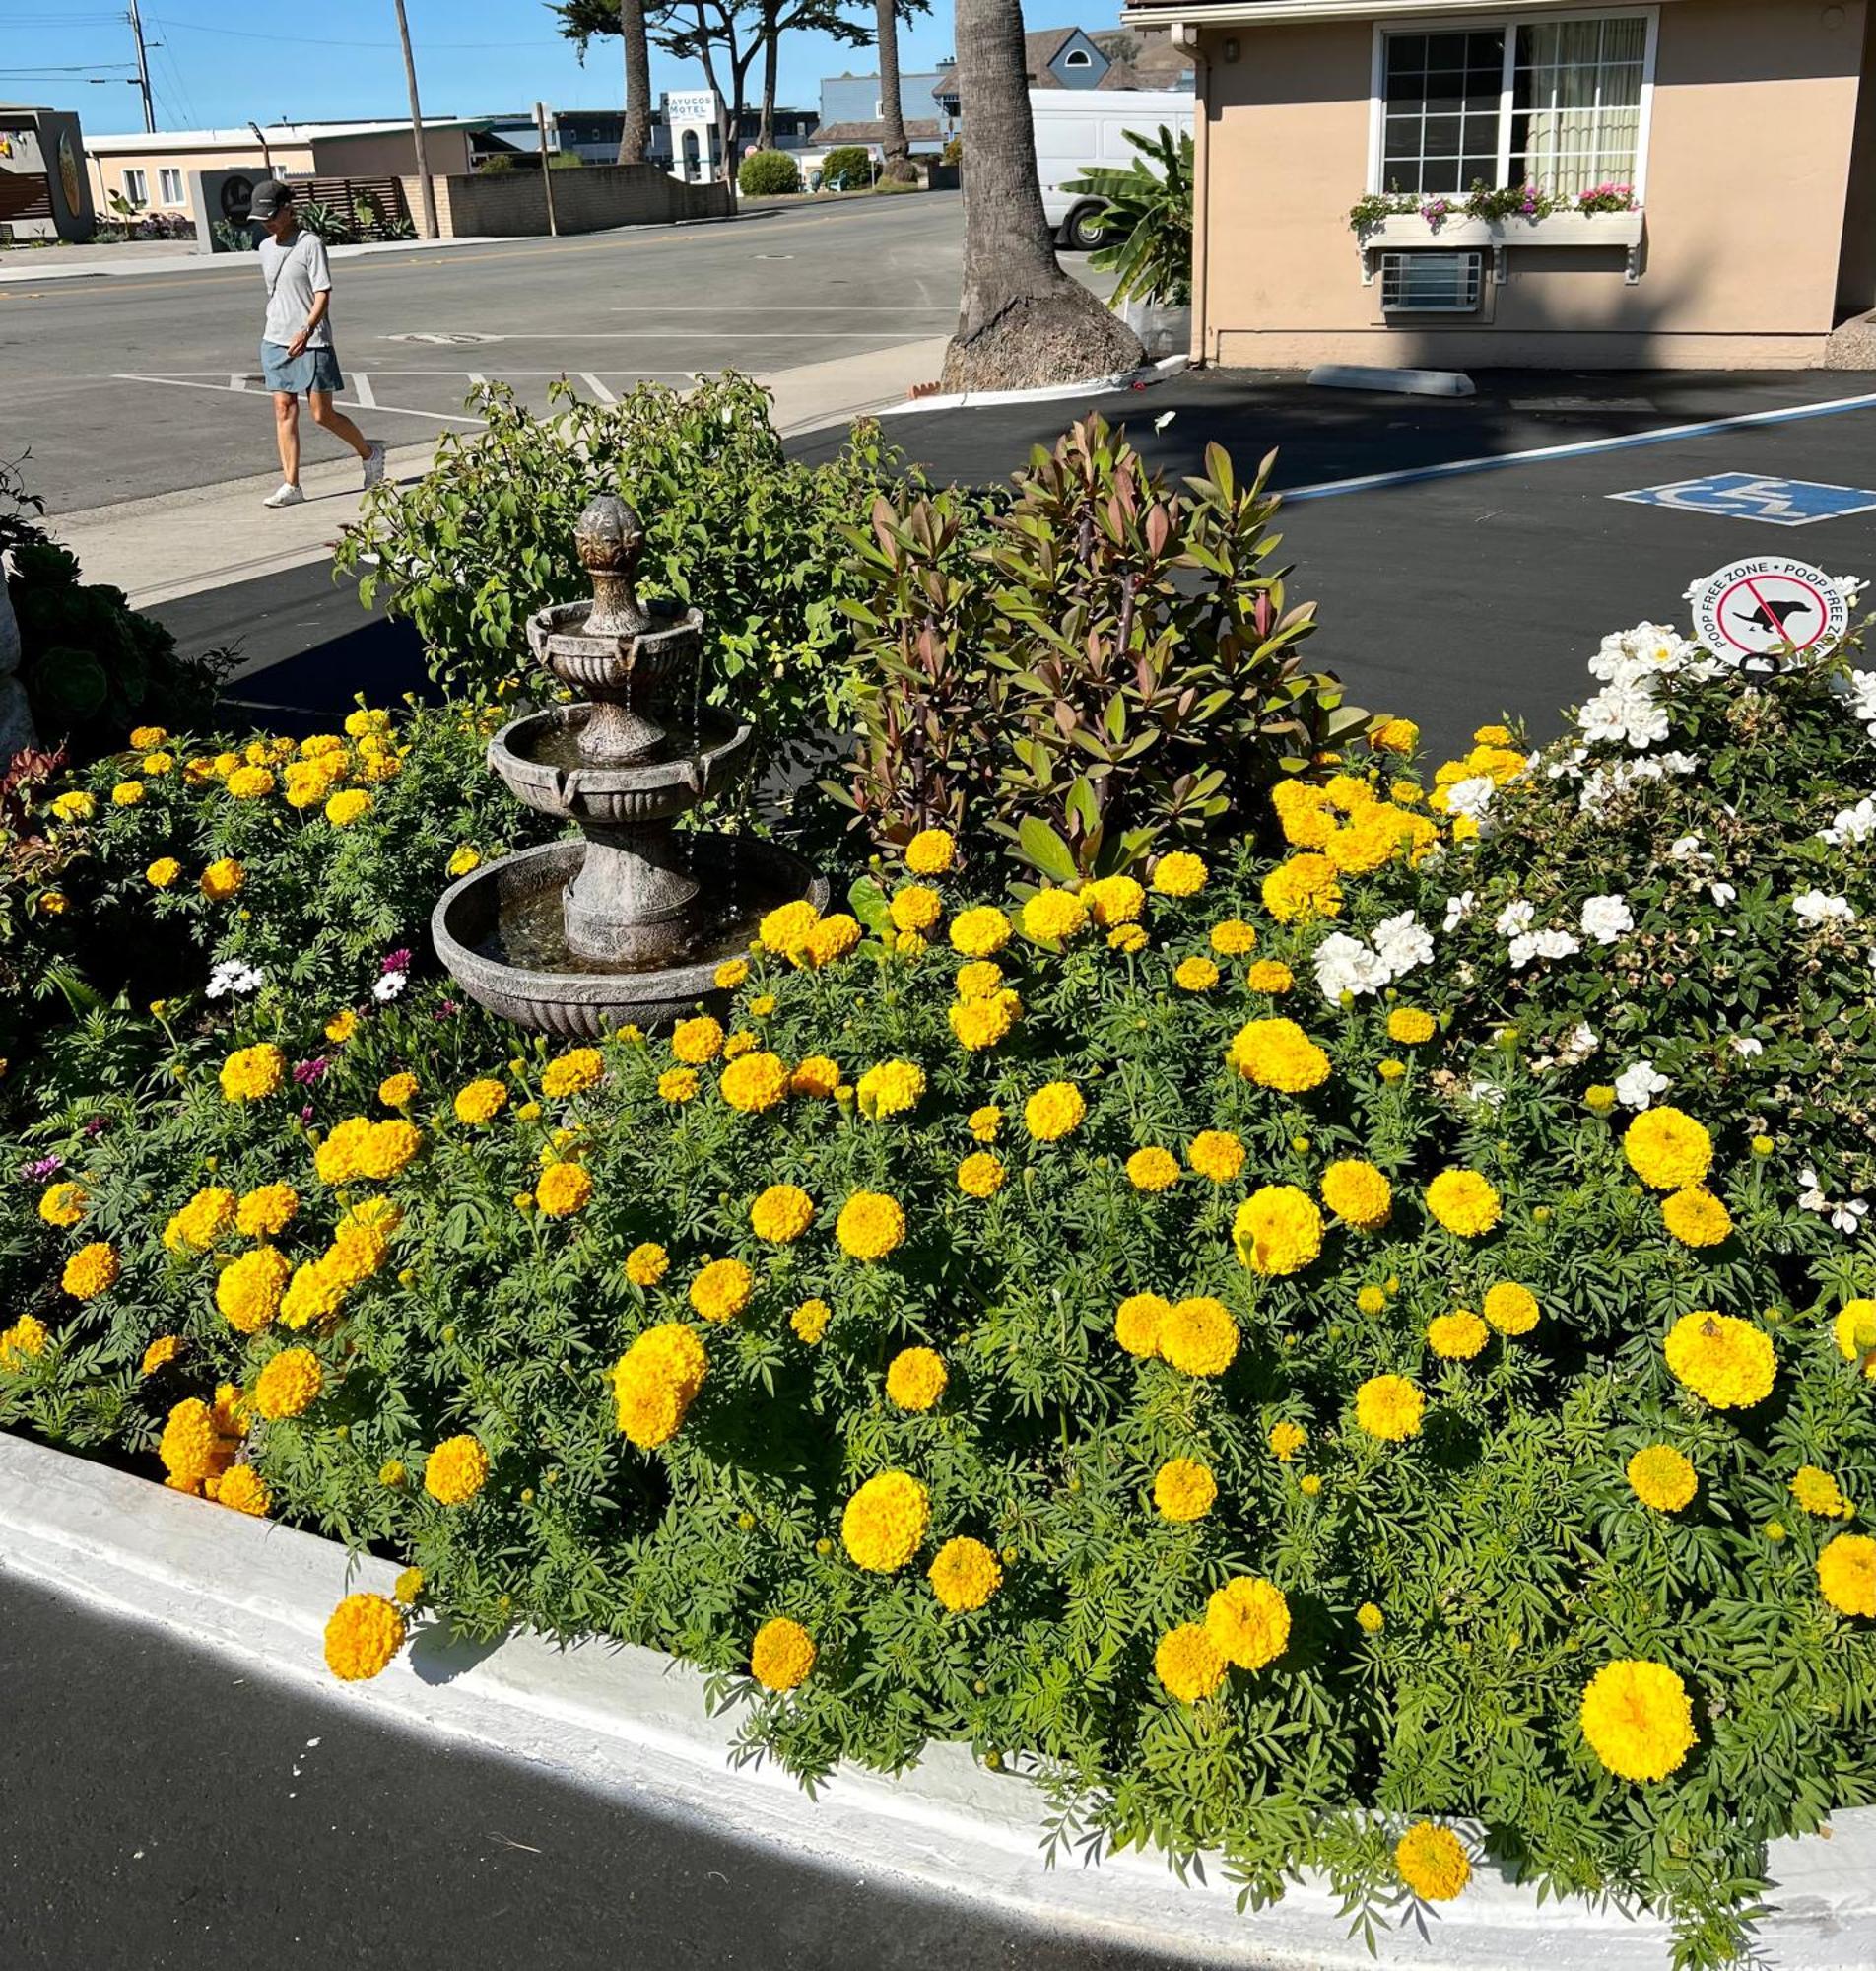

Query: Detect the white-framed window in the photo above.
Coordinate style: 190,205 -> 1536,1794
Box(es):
158,167 -> 183,205
1370,10 -> 1655,201
119,167 -> 148,206
1063,47 -> 1093,67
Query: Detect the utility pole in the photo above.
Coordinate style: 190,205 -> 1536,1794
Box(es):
391,0 -> 438,240
534,102 -> 559,238
125,0 -> 156,133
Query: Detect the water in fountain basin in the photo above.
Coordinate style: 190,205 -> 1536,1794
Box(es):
512,709 -> 743,776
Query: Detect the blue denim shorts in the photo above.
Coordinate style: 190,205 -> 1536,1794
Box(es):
260,341 -> 344,394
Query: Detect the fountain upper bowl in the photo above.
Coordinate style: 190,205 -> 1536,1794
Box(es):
523,598 -> 702,699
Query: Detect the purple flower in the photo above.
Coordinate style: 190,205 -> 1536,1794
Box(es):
83,1117 -> 106,1138
434,999 -> 459,1020
21,1153 -> 65,1181
380,947 -> 413,976
292,1056 -> 330,1086
300,1104 -> 315,1124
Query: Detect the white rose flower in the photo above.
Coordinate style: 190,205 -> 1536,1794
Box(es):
1729,1035 -> 1765,1058
1578,894 -> 1634,945
1530,928 -> 1581,962
1615,1059 -> 1669,1109
1311,931 -> 1387,1000
1372,912 -> 1434,979
1818,796 -> 1876,848
1442,891 -> 1476,930
1495,899 -> 1535,936
1835,575 -> 1867,612
1579,677 -> 1670,751
1466,1077 -> 1507,1109
1557,1021 -> 1599,1065
1792,890 -> 1857,926
1831,1197 -> 1870,1237
1445,775 -> 1497,820
1708,881 -> 1738,907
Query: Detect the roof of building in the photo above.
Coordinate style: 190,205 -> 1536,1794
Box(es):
809,118 -> 943,146
930,27 -> 1190,95
84,117 -> 488,154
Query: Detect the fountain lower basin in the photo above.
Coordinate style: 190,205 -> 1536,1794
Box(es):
432,837 -> 830,1038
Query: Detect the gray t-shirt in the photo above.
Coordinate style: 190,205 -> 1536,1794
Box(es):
258,229 -> 333,348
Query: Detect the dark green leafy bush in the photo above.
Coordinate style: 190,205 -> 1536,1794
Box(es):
738,148 -> 803,195
819,145 -> 872,190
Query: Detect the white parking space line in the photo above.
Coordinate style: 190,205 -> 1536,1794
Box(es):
115,373 -> 483,427
581,374 -> 617,404
351,373 -> 377,410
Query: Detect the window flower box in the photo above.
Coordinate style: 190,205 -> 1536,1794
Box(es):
1358,208 -> 1646,286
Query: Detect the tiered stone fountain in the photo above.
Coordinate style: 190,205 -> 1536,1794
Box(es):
432,493 -> 827,1035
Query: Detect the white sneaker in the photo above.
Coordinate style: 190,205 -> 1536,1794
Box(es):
361,442 -> 386,491
262,482 -> 305,509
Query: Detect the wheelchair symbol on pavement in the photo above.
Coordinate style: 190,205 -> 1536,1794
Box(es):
1611,471 -> 1876,526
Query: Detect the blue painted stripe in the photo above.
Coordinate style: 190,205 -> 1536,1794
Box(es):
1280,389 -> 1876,504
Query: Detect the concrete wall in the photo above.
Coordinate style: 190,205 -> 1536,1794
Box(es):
1192,0 -> 1872,370
404,162 -> 732,238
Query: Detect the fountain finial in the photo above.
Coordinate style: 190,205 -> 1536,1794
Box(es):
574,494 -> 649,639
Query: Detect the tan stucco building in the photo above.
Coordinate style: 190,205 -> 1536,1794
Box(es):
1121,0 -> 1876,367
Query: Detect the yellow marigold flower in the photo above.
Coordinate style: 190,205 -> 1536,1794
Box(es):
541,1048 -> 604,1098
1210,918 -> 1257,956
790,1297 -> 831,1343
1662,1187 -> 1732,1247
230,1183 -> 298,1243
1152,851 -> 1207,897
49,788 -> 97,822
1158,1295 -> 1239,1377
1232,1186 -> 1324,1277
802,913 -> 861,968
129,724 -> 168,750
954,960 -> 1003,1001
1387,1007 -> 1437,1045
1623,1107 -> 1713,1191
223,765 -> 273,799
712,958 -> 751,991
670,1016 -> 723,1064
1373,716 -> 1420,756
1355,1374 -> 1424,1442
279,1257 -> 347,1330
609,1324 -> 707,1446
109,778 -> 146,808
1357,1284 -> 1386,1316
368,1070 -> 418,1112
1228,1016 -> 1329,1092
841,1470 -> 929,1572
1243,959 -> 1294,995
1395,1823 -> 1469,1901
371,1458 -> 407,1489
1583,1083 -> 1617,1115
720,1050 -> 789,1114
1427,1310 -> 1489,1360
949,906 -> 1012,959
1107,922 -> 1149,955
1205,1577 -> 1290,1669
1791,1465 -> 1851,1519
968,1104 -> 1002,1144
252,1345 -> 323,1420
658,1066 -> 700,1104
1357,1601 -> 1384,1634
836,1190 -> 905,1261
625,1242 -> 670,1288
856,1058 -> 927,1120
214,1464 -> 271,1517
886,1345 -> 947,1411
424,1433 -> 490,1504
1268,1420 -> 1306,1462
1126,1147 -> 1181,1193
157,1396 -> 224,1485
1021,887 -> 1087,942
390,1566 -> 426,1608
1155,1622 -> 1225,1703
1481,1281 -> 1538,1335
1261,853 -> 1342,923
948,990 -> 1021,1052
1187,1129 -> 1245,1183
535,1160 -> 594,1218
1299,1472 -> 1324,1497
62,1240 -> 120,1301
751,1184 -> 815,1244
215,1247 -> 292,1334
903,827 -> 955,877
757,899 -> 821,959
776,1054 -> 835,1101
928,1535 -> 1002,1611
1320,1159 -> 1391,1231
1425,1169 -> 1502,1238
957,1151 -> 1006,1199
163,1185 -> 237,1254
0,1314 -> 49,1368
37,1180 -> 88,1228
1114,1292 -> 1170,1359
324,1009 -> 359,1045
1579,1660 -> 1698,1782
220,1043 -> 285,1104
684,1257 -> 752,1325
322,787 -> 370,828
146,855 -> 183,889
751,1617 -> 817,1691
140,1334 -> 184,1377
1271,780 -> 1336,849
1835,1299 -> 1876,1376
1025,1079 -> 1086,1142
1084,873 -> 1146,927
889,884 -> 943,934
1818,1532 -> 1876,1617
1154,1459 -> 1216,1522
1664,1311 -> 1775,1408
445,845 -> 482,878
453,1077 -> 508,1126
324,1592 -> 406,1682
356,1119 -> 421,1182
1173,955 -> 1220,994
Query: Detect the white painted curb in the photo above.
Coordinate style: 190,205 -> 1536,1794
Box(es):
1306,364 -> 1476,398
880,355 -> 1189,420
2,1428 -> 1871,1969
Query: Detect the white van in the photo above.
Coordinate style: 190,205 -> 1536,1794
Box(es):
1032,89 -> 1195,251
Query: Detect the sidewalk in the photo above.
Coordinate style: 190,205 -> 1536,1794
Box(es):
51,336 -> 949,608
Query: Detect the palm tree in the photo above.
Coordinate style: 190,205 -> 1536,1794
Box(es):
940,0 -> 1142,391
875,0 -> 914,183
618,0 -> 652,164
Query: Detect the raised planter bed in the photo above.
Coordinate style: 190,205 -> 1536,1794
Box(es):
1359,210 -> 1646,284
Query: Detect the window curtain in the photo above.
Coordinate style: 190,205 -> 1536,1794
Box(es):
1514,19 -> 1645,198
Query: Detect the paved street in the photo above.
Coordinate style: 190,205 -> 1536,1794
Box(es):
0,1573 -> 1186,1971
0,194 -> 966,517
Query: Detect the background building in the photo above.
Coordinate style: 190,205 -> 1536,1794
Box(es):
0,103 -> 94,241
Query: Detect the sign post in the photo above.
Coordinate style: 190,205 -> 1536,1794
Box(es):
535,101 -> 559,237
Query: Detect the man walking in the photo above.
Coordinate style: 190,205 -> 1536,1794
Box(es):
249,178 -> 384,509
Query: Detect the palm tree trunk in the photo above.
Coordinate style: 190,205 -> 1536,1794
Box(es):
617,0 -> 652,165
941,0 -> 1142,391
758,13 -> 777,154
875,0 -> 914,182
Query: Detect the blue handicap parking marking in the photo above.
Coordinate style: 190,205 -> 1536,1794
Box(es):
1609,471 -> 1876,526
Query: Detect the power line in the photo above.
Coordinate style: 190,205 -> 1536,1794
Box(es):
148,14 -> 572,50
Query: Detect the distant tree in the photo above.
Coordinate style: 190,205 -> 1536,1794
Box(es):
941,0 -> 1143,391
553,0 -> 659,163
873,0 -> 920,183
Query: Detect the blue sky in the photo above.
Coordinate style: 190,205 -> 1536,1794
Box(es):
0,0 -> 967,135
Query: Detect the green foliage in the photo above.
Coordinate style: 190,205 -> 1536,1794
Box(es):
475,152 -> 516,173
820,146 -> 873,191
871,174 -> 920,195
838,418 -> 1379,880
1063,125 -> 1193,307
739,148 -> 803,195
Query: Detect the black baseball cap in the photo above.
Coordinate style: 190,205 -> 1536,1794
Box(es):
247,176 -> 293,220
